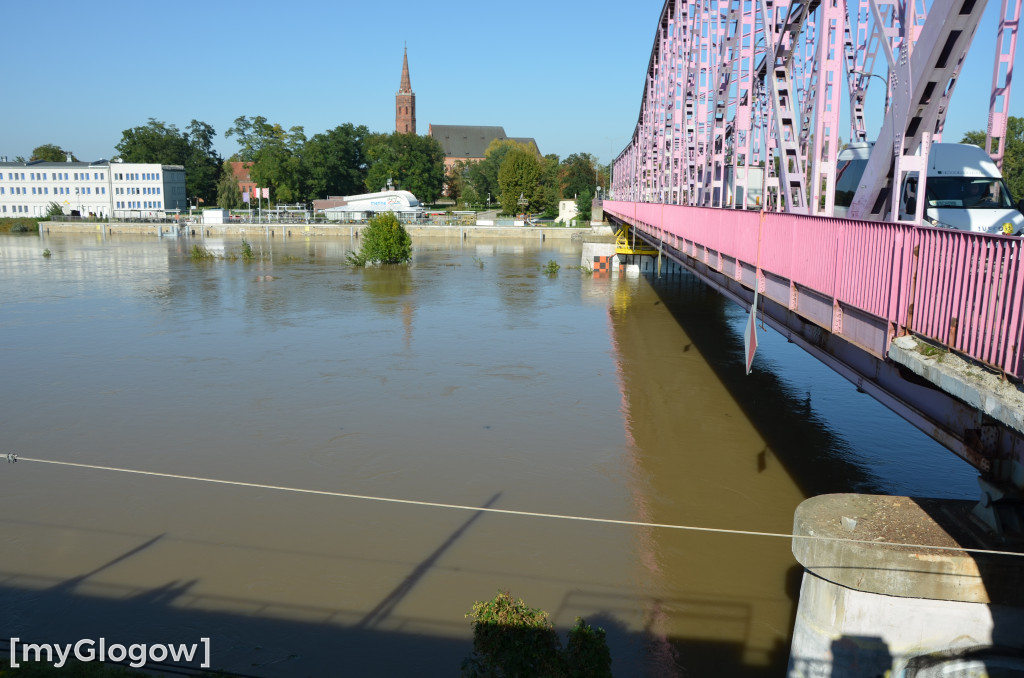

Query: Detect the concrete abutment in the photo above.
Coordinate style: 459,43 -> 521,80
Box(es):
788,494 -> 1024,676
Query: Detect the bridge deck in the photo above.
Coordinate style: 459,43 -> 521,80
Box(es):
605,201 -> 1024,380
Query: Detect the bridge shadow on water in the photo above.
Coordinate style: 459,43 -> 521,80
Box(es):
629,267 -> 880,499
629,267 -> 1024,676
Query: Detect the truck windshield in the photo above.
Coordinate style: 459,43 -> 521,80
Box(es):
926,177 -> 1014,209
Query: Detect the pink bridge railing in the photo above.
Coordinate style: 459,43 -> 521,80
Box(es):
605,201 -> 1024,380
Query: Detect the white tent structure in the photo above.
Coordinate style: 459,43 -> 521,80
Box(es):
321,190 -> 423,221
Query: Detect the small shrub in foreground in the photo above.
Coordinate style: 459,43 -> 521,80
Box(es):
462,590 -> 612,678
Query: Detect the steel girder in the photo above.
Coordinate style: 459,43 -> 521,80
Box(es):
612,0 -> 1022,220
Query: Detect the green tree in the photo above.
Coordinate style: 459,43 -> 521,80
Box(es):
116,118 -> 222,204
559,153 -> 598,201
468,139 -> 536,206
445,159 -> 470,204
31,144 -> 76,162
497,147 -> 542,215
184,120 -> 222,205
45,201 -> 65,217
115,118 -> 191,165
461,182 -> 481,209
962,117 -> 1024,202
347,212 -> 413,266
225,115 -> 289,162
216,161 -> 242,209
246,122 -> 307,204
364,132 -> 445,203
302,123 -> 370,201
539,153 -> 562,218
576,188 -> 593,222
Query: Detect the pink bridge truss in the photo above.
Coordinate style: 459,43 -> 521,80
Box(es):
609,0 -> 1024,379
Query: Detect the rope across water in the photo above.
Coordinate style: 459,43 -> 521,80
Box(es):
6,454 -> 1022,559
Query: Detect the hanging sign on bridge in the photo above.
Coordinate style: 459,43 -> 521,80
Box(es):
744,290 -> 759,375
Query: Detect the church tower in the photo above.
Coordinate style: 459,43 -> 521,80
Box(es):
395,46 -> 416,134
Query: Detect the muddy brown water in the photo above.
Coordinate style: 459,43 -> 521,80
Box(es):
0,234 -> 977,676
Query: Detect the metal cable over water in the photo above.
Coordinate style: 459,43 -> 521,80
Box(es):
4,453 -> 1022,559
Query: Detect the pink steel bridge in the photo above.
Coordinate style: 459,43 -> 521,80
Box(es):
607,0 -> 1024,528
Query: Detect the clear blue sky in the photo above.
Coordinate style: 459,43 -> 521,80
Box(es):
1,0 -> 1018,167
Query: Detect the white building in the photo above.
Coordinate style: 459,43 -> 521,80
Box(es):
320,190 -> 423,221
557,198 -> 580,224
0,159 -> 186,219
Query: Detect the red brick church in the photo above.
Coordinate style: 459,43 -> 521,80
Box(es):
395,46 -> 416,134
396,48 -> 539,170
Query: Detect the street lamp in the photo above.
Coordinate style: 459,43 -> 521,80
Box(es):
852,69 -> 899,217
851,70 -> 893,151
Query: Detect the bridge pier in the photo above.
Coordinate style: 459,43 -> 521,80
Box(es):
580,241 -> 684,277
788,494 -> 1024,676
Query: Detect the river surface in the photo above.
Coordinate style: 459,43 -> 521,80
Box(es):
0,233 -> 978,676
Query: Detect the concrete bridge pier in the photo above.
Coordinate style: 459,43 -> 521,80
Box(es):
788,494 -> 1024,676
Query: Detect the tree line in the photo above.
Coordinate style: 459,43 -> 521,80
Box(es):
22,116 -> 1024,216
23,117 -> 611,218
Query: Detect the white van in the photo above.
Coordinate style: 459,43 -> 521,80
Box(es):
834,142 -> 1024,235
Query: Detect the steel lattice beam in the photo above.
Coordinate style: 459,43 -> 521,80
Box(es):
612,0 -> 1022,220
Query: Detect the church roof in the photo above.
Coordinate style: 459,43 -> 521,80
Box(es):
428,125 -> 540,159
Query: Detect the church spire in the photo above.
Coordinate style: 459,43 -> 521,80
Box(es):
399,44 -> 412,94
395,43 -> 416,134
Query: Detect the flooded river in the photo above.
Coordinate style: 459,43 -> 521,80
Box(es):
0,233 -> 978,676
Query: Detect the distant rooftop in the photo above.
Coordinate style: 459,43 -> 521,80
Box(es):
428,125 -> 539,159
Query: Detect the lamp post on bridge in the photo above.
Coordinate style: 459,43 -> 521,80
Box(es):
851,69 -> 904,221
851,70 -> 893,155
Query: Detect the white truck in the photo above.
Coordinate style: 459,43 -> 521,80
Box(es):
833,142 -> 1024,235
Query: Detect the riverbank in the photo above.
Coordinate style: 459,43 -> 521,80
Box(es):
40,220 -> 615,240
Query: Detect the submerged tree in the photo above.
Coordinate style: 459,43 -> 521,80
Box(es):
347,212 -> 413,266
